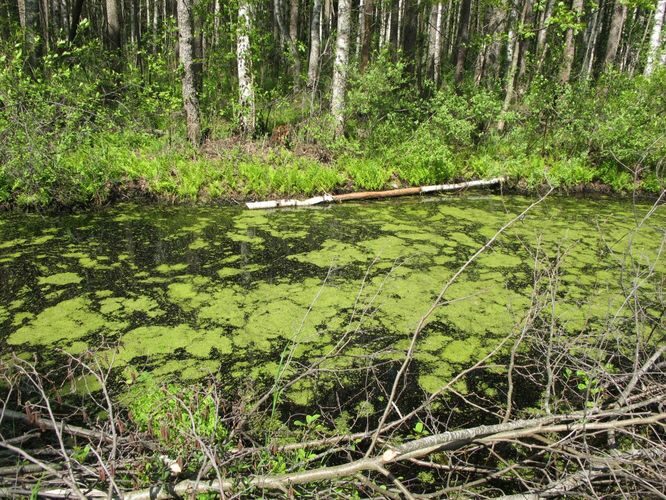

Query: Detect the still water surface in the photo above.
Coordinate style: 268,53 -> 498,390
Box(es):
0,195 -> 663,401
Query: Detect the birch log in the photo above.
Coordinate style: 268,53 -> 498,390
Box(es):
246,177 -> 505,209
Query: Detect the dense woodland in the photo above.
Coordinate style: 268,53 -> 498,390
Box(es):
0,0 -> 665,206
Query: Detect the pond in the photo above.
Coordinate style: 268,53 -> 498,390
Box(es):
0,195 -> 663,404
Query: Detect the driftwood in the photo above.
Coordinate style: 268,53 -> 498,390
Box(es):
246,177 -> 505,209
1,409 -> 110,443
121,412 -> 665,499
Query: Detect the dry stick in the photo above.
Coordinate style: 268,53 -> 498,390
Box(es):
246,177 -> 506,209
0,409 -> 111,443
366,188 -> 554,459
121,412 -> 664,498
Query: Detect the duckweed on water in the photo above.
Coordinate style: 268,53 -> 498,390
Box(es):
38,272 -> 83,286
1,195 -> 663,401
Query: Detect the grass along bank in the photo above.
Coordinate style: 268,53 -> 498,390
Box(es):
0,129 -> 662,210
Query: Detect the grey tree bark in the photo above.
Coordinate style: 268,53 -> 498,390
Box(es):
360,0 -> 373,71
237,0 -> 256,136
176,0 -> 202,145
307,0 -> 322,91
105,0 -> 122,51
454,0 -> 472,86
559,0 -> 584,83
604,0 -> 627,68
645,0 -> 666,75
18,0 -> 40,66
331,0 -> 351,137
288,0 -> 301,88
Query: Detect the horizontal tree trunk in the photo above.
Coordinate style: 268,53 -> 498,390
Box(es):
246,178 -> 506,209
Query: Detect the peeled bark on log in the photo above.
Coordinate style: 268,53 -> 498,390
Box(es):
246,177 -> 505,209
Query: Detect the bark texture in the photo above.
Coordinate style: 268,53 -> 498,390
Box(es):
645,0 -> 666,75
237,0 -> 256,136
176,0 -> 202,145
331,0 -> 351,137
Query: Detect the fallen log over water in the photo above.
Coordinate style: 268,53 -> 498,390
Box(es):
246,177 -> 505,209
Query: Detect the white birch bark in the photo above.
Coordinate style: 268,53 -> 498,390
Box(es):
331,0 -> 351,137
645,0 -> 666,75
433,2 -> 443,85
237,0 -> 256,136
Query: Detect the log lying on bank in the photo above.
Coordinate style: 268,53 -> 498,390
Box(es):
246,177 -> 506,209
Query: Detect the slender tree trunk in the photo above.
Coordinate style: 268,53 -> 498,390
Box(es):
213,0 -> 220,47
307,0 -> 322,92
498,0 -> 528,132
645,0 -> 666,75
237,0 -> 256,136
535,0 -> 553,72
18,0 -> 40,67
289,0 -> 301,88
331,0 -> 351,137
433,2 -> 443,85
604,0 -> 626,68
397,0 -> 404,50
559,0 -> 584,83
40,0 -> 50,52
356,0 -> 364,59
581,3 -> 600,78
360,0 -> 372,70
274,0 -> 288,50
176,0 -> 202,145
427,3 -> 438,74
454,0 -> 471,86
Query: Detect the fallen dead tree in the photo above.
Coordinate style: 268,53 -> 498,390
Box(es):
246,177 -> 505,209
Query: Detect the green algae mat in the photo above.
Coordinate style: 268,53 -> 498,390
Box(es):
0,195 -> 663,402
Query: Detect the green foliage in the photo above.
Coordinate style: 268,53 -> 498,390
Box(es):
341,158 -> 392,190
126,373 -> 227,456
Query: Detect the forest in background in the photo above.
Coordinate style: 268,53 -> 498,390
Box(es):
0,0 -> 665,207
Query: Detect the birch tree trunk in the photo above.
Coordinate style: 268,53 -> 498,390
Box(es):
433,2 -> 443,85
237,0 -> 256,136
176,0 -> 202,145
331,0 -> 351,137
307,0 -> 322,92
604,0 -> 627,68
645,0 -> 666,75
559,0 -> 584,83
497,0 -> 527,131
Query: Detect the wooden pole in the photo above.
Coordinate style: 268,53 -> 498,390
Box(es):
246,177 -> 505,209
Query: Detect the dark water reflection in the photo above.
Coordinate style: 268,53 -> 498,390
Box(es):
0,195 -> 663,402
